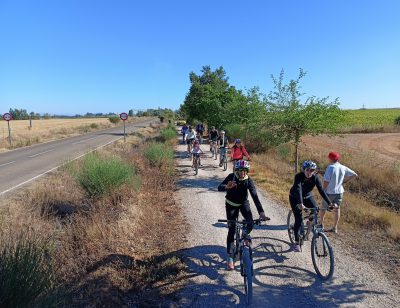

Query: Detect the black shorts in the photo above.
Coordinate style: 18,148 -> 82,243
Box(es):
187,138 -> 195,145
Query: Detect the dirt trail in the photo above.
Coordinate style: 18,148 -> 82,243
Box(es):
174,140 -> 399,307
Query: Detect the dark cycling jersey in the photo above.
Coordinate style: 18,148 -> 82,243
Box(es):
218,173 -> 264,213
218,136 -> 229,148
209,130 -> 219,141
289,172 -> 331,205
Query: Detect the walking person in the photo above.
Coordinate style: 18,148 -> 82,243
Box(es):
320,151 -> 358,234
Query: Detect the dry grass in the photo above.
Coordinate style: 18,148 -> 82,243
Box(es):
0,123 -> 185,306
251,142 -> 400,242
0,117 -> 149,151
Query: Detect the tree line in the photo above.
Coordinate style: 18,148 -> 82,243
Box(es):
180,66 -> 345,171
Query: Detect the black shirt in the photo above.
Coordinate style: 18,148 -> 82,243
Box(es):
218,173 -> 264,213
209,130 -> 219,141
289,172 -> 331,205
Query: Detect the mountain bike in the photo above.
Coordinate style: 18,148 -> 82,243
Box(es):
210,140 -> 218,160
218,218 -> 269,305
287,206 -> 335,280
192,153 -> 201,175
219,147 -> 228,171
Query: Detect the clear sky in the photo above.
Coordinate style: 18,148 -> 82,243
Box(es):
1,0 -> 399,115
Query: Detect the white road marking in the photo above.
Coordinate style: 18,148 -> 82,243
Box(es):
72,136 -> 98,144
28,149 -> 54,158
0,161 -> 16,167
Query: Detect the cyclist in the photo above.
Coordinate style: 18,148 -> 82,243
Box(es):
231,139 -> 250,170
181,123 -> 189,144
218,160 -> 267,270
186,126 -> 196,155
217,130 -> 229,167
191,139 -> 204,167
320,151 -> 358,234
208,126 -> 219,154
195,122 -> 205,144
289,160 -> 335,252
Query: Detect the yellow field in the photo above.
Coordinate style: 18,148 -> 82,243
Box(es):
0,117 -> 138,151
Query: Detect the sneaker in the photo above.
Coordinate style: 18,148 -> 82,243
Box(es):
326,227 -> 338,234
293,243 -> 301,252
227,257 -> 234,270
219,162 -> 223,167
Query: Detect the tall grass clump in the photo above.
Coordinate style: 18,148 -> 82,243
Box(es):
76,152 -> 136,197
160,126 -> 176,141
143,142 -> 174,168
0,233 -> 59,307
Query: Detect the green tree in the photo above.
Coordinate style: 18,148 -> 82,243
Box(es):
128,109 -> 134,117
267,69 -> 344,172
182,65 -> 245,128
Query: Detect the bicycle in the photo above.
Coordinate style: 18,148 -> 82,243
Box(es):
217,218 -> 268,305
210,140 -> 218,160
192,153 -> 201,175
219,147 -> 228,171
287,206 -> 335,280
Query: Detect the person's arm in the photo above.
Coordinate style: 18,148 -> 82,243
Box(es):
292,173 -> 303,205
323,181 -> 329,190
218,174 -> 234,191
242,146 -> 250,160
247,177 -> 265,214
316,175 -> 332,205
343,167 -> 358,183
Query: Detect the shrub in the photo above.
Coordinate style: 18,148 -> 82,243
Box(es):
161,127 -> 176,141
0,233 -> 59,307
143,142 -> 174,168
90,123 -> 99,129
109,117 -> 120,124
395,116 -> 400,126
76,152 -> 137,197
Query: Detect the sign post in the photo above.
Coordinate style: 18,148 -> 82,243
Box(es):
2,113 -> 13,147
119,112 -> 128,142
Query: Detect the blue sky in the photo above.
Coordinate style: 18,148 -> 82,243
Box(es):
1,0 -> 399,115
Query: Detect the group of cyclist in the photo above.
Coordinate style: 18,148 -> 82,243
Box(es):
181,123 -> 358,269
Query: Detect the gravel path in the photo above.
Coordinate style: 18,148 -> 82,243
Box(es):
174,140 -> 399,307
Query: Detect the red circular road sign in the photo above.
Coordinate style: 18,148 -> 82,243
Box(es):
119,112 -> 128,121
3,113 -> 12,121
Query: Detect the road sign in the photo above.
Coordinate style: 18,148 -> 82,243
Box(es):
119,112 -> 128,121
3,113 -> 12,121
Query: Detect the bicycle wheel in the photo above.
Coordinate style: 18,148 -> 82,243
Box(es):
223,155 -> 228,171
287,210 -> 296,244
194,157 -> 198,175
242,247 -> 253,305
311,232 -> 334,280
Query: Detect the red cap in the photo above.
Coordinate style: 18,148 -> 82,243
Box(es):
328,151 -> 340,161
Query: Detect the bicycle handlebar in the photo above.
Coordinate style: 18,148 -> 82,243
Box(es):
218,217 -> 270,225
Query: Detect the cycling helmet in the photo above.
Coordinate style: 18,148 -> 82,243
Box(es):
220,130 -> 225,134
328,151 -> 340,161
235,160 -> 250,171
234,139 -> 241,144
302,160 -> 317,171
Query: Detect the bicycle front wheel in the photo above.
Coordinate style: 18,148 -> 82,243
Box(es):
223,156 -> 228,171
194,158 -> 198,175
287,210 -> 296,244
311,232 -> 334,280
242,247 -> 253,305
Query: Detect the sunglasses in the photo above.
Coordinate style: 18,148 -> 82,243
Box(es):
305,168 -> 316,172
237,169 -> 248,172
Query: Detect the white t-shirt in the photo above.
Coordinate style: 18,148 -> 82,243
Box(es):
323,162 -> 358,194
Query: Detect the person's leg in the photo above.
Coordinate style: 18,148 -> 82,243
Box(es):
225,204 -> 239,259
239,200 -> 254,237
332,194 -> 343,232
289,197 -> 302,244
320,194 -> 332,227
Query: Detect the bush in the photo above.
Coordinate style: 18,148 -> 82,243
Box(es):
395,116 -> 400,126
143,142 -> 174,168
0,233 -> 59,307
76,152 -> 137,197
161,127 -> 176,141
90,123 -> 99,129
109,117 -> 120,124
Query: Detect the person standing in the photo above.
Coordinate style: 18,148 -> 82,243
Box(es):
320,151 -> 358,234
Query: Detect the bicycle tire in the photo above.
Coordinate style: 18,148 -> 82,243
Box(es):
194,157 -> 198,175
223,156 -> 227,171
311,232 -> 334,280
287,210 -> 296,244
242,247 -> 253,305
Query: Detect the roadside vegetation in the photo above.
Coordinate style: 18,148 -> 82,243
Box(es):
0,121 -> 186,306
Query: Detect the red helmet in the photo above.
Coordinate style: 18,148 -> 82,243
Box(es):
328,151 -> 340,161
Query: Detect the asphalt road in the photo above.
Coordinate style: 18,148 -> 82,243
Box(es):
0,118 -> 156,196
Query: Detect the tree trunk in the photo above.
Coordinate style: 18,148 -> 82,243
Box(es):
294,129 -> 300,173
